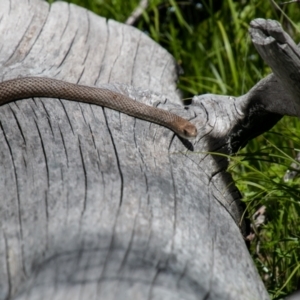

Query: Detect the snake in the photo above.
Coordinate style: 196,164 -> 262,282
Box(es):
0,77 -> 197,139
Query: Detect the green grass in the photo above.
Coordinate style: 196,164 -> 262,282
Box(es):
47,0 -> 300,298
231,118 -> 300,299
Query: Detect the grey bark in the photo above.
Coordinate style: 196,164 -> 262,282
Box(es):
0,2 -> 295,300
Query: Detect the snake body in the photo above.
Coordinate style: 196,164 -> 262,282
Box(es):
0,77 -> 197,139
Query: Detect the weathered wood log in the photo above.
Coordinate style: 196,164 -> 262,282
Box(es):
1,2 -> 296,300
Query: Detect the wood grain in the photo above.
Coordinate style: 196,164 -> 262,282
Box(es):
0,1 -> 271,299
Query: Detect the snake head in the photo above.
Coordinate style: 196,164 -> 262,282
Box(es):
178,122 -> 197,139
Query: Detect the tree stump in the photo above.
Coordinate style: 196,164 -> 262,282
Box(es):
2,2 -> 295,300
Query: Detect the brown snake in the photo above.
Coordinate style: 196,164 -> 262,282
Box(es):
0,77 -> 197,139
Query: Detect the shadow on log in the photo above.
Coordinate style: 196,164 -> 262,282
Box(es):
0,2 -> 296,299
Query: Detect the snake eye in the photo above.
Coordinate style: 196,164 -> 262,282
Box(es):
183,129 -> 189,137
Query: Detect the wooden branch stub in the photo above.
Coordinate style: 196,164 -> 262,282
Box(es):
249,18 -> 300,116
